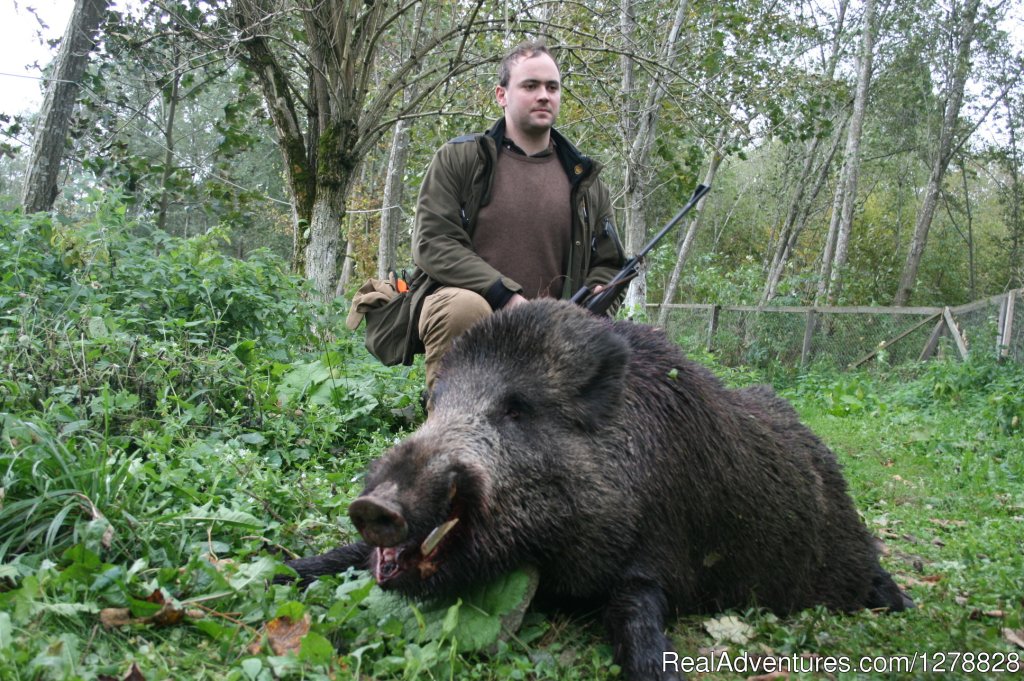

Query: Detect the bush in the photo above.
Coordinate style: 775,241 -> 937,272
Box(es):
1,199 -> 423,566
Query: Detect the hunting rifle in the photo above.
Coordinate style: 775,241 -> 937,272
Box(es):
570,183 -> 711,315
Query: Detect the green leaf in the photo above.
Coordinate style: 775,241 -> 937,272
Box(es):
298,630 -> 334,665
275,601 -> 305,620
228,557 -> 279,591
353,568 -> 536,652
185,508 -> 263,528
86,316 -> 108,339
233,340 -> 257,366
0,612 -> 12,650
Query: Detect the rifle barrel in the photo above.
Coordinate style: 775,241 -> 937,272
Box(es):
570,182 -> 711,315
634,183 -> 711,261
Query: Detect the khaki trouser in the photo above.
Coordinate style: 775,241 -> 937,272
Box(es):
418,287 -> 492,390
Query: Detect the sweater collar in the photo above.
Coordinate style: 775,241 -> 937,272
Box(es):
485,118 -> 595,186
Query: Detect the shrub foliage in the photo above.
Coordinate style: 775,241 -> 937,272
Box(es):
1,201 -> 1021,680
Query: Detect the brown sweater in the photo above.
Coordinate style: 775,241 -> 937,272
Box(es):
473,148 -> 572,300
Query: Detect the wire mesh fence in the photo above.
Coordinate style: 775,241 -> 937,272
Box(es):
652,289 -> 1023,370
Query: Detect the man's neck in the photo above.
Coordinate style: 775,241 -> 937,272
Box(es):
503,126 -> 551,156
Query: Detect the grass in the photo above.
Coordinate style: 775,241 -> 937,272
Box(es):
1,203 -> 1022,680
3,366 -> 1020,681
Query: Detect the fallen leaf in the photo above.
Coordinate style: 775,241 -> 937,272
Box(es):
122,663 -> 146,681
98,599 -> 186,629
748,673 -> 789,681
100,608 -> 134,629
148,603 -> 185,627
102,522 -> 114,549
266,614 -> 311,656
929,518 -> 968,528
704,614 -> 754,645
1003,628 -> 1024,649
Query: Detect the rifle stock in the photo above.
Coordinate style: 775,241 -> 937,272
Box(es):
571,183 -> 711,316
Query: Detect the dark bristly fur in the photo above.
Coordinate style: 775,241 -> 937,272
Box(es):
282,300 -> 910,681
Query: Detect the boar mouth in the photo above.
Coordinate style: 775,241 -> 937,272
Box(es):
373,516 -> 461,585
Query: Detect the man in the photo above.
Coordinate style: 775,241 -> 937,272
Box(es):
412,40 -> 625,389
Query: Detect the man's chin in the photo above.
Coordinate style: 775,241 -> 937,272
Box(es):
525,116 -> 555,132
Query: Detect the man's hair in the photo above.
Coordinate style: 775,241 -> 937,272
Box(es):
498,40 -> 554,87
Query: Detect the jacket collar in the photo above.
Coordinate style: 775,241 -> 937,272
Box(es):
484,118 -> 596,186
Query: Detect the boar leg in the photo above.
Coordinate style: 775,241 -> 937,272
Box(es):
276,542 -> 373,584
604,580 -> 684,681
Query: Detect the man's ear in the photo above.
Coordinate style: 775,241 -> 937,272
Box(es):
495,85 -> 507,108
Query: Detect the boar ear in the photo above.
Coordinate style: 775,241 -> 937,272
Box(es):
565,327 -> 630,430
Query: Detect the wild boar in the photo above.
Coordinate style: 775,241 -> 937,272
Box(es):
284,299 -> 910,680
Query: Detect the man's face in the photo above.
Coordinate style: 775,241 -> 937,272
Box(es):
496,52 -> 561,140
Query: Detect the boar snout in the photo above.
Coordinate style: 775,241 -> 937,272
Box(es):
349,496 -> 407,547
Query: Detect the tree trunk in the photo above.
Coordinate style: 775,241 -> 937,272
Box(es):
821,0 -> 877,305
377,118 -> 411,279
657,128 -> 725,328
894,0 -> 981,306
337,237 -> 356,297
21,0 -> 109,213
375,2 -> 426,280
1005,98 -> 1023,289
620,0 -> 691,313
957,157 -> 976,298
305,181 -> 347,299
157,45 -> 181,233
232,4 -> 315,263
762,121 -> 845,303
762,0 -> 849,305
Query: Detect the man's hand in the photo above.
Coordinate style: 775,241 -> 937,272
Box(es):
506,287 -> 602,310
505,293 -> 529,308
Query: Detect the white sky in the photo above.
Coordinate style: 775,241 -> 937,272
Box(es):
0,0 -> 74,116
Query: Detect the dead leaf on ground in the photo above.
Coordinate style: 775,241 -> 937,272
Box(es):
122,663 -> 146,681
929,518 -> 968,529
99,590 -> 186,629
1004,628 -> 1024,649
98,663 -> 147,681
704,614 -> 754,645
249,613 -> 312,656
100,608 -> 134,629
902,574 -> 941,588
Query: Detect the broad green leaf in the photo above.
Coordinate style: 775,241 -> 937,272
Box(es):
185,508 -> 263,528
353,568 -> 536,653
298,630 -> 334,665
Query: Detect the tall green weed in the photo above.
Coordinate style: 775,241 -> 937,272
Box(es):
1,197 -> 422,569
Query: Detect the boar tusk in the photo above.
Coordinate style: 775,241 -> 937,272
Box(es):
420,518 -> 459,557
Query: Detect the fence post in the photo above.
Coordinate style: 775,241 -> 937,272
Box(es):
801,308 -> 818,368
1000,291 -> 1016,360
942,307 -> 970,359
706,305 -> 720,353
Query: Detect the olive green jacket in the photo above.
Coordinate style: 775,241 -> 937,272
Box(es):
411,118 -> 625,310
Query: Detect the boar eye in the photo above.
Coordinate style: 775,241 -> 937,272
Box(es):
502,395 -> 529,421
